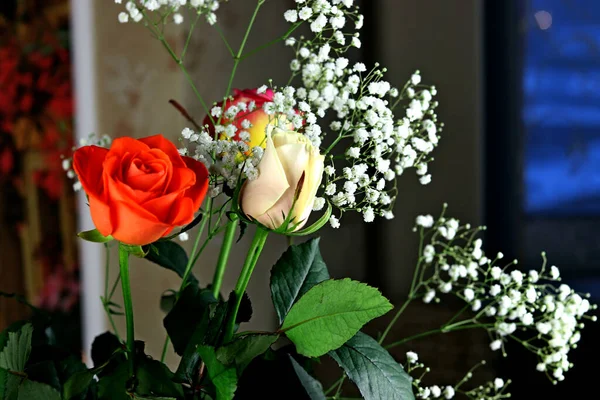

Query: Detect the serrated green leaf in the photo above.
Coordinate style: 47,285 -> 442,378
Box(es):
164,286 -> 217,355
63,369 -> 95,400
197,346 -> 237,400
17,380 -> 62,400
145,241 -> 198,285
174,301 -> 228,384
97,362 -> 130,400
137,357 -> 184,399
270,238 -> 330,324
281,279 -> 393,357
329,332 -> 414,400
77,229 -> 113,243
0,324 -> 33,372
0,367 -> 21,400
216,334 -> 278,372
288,356 -> 326,400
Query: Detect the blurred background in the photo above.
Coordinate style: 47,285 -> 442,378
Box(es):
0,0 -> 599,398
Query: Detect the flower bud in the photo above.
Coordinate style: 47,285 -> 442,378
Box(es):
240,128 -> 324,231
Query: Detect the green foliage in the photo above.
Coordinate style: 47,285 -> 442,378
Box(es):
174,301 -> 228,384
196,346 -> 237,400
120,244 -> 147,257
145,241 -> 198,285
163,286 -> 217,355
281,279 -> 393,357
136,357 -> 184,399
63,369 -> 95,400
77,229 -> 113,243
329,332 -> 414,400
216,334 -> 278,372
0,368 -> 20,400
270,238 -> 330,324
16,379 -> 61,400
0,324 -> 33,372
288,356 -> 326,400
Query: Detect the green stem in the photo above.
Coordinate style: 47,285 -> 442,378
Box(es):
214,23 -> 235,58
239,21 -> 303,61
181,199 -> 212,288
384,323 -> 490,350
223,227 -> 269,342
223,0 -> 265,101
118,243 -> 135,375
212,215 -> 239,298
378,298 -> 412,345
160,199 -> 213,363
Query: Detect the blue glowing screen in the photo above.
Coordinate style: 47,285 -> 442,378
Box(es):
524,0 -> 600,214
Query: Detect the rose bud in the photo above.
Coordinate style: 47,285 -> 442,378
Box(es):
240,128 -> 325,231
73,134 -> 209,246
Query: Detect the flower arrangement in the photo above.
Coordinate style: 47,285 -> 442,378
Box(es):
0,1 -> 596,400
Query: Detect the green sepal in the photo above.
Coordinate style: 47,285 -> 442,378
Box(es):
77,229 -> 113,243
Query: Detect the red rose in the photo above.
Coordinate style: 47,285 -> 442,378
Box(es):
73,134 -> 209,245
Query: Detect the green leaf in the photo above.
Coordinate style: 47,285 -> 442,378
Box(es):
97,362 -> 130,400
164,286 -> 217,355
0,368 -> 20,400
137,358 -> 184,399
160,290 -> 178,314
77,229 -> 113,243
280,279 -> 393,357
288,356 -> 326,400
145,241 -> 198,285
0,324 -> 33,372
197,346 -> 237,400
329,332 -> 414,400
174,301 -> 228,384
216,334 -> 278,372
17,380 -> 62,400
25,361 -> 60,391
270,237 -> 330,324
63,369 -> 95,400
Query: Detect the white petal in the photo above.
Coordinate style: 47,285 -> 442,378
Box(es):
241,134 -> 289,220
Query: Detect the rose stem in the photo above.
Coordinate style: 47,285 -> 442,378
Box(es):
212,214 -> 239,298
223,226 -> 269,342
118,243 -> 135,375
160,198 -> 213,362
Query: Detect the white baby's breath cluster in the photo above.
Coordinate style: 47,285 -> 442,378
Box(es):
64,134 -> 113,192
115,0 -> 223,26
412,206 -> 597,383
405,353 -> 510,400
267,0 -> 442,228
178,121 -> 264,194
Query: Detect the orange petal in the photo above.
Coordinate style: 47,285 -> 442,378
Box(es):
108,136 -> 150,157
139,134 -> 186,168
109,200 -> 172,245
168,196 -> 195,226
73,145 -> 108,199
182,156 -> 209,210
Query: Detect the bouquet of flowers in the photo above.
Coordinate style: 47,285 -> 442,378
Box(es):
0,1 -> 595,399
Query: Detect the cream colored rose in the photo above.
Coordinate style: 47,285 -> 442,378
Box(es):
241,128 -> 325,231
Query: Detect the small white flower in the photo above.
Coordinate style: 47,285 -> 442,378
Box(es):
313,197 -> 326,211
423,289 -> 436,304
529,270 -> 539,283
173,13 -> 184,24
118,12 -> 129,23
284,9 -> 298,23
178,232 -> 189,242
463,288 -> 475,302
443,386 -> 455,399
430,386 -> 441,398
411,73 -> 422,85
550,265 -> 560,279
257,85 -> 268,94
490,339 -> 502,351
419,174 -> 432,185
494,378 -> 504,390
329,215 -> 340,229
416,214 -> 434,228
406,351 -> 419,364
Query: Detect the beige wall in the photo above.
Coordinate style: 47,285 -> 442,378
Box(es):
378,0 -> 483,300
90,0 -> 482,365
